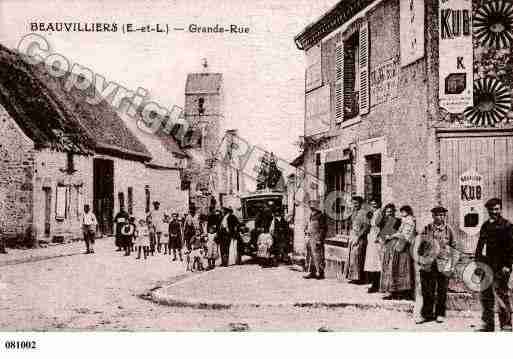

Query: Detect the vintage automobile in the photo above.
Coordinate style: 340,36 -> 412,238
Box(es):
238,190 -> 284,257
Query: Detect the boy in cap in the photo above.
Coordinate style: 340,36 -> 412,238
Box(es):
304,199 -> 327,279
475,198 -> 513,331
416,206 -> 462,324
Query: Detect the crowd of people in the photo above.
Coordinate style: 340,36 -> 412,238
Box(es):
304,196 -> 512,331
77,194 -> 512,331
106,201 -> 247,270
80,199 -> 291,271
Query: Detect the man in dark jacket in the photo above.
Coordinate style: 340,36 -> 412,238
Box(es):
113,207 -> 129,252
218,206 -> 240,266
475,198 -> 513,331
271,208 -> 289,264
169,213 -> 183,261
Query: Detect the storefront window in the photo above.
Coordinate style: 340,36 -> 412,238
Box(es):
325,160 -> 352,237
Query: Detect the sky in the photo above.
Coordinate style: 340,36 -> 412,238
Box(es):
0,0 -> 336,162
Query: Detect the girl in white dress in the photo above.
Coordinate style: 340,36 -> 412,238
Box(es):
135,218 -> 150,260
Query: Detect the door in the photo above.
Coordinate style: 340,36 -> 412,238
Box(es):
439,133 -> 513,252
44,188 -> 51,237
93,158 -> 114,236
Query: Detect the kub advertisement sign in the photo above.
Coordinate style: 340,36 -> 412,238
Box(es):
459,169 -> 484,236
439,0 -> 473,113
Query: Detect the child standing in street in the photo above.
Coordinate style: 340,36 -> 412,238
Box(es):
135,218 -> 150,260
161,214 -> 171,255
205,225 -> 218,270
189,228 -> 206,271
169,213 -> 183,261
121,216 -> 137,256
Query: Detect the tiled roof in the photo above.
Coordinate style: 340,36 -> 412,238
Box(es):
0,44 -> 93,153
0,43 -> 151,161
30,64 -> 151,160
290,153 -> 304,167
119,111 -> 187,169
294,0 -> 375,50
185,73 -> 222,94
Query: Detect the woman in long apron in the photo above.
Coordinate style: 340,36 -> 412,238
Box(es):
364,199 -> 383,292
381,205 -> 416,300
344,196 -> 370,283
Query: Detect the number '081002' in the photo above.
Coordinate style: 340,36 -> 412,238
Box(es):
4,341 -> 37,350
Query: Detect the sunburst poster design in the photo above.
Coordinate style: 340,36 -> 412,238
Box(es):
474,0 -> 513,48
464,78 -> 512,125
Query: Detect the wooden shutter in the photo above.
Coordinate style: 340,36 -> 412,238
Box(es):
359,21 -> 370,115
335,37 -> 344,123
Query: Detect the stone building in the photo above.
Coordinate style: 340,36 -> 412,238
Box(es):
294,0 -> 513,273
182,63 -> 225,214
0,44 -> 188,244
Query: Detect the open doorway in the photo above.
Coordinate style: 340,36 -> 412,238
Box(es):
93,158 -> 114,236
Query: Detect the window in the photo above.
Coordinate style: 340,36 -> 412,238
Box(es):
55,184 -> 68,220
198,97 -> 205,115
325,160 -> 353,237
335,21 -> 370,124
344,32 -> 360,119
364,154 -> 382,204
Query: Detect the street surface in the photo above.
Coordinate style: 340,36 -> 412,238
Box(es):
0,240 -> 479,331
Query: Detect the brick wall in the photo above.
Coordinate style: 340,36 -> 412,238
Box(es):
0,104 -> 36,241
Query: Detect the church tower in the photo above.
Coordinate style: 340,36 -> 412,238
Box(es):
184,59 -> 223,157
183,59 -> 224,212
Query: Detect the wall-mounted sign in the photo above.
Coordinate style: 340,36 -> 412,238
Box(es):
305,43 -> 322,92
439,0 -> 474,113
370,57 -> 399,107
459,169 -> 484,236
400,0 -> 425,66
305,84 -> 330,136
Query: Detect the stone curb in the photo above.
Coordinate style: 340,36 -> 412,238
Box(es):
149,275 -> 479,312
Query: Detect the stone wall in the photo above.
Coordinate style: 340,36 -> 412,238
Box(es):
33,149 -> 92,242
0,104 -> 36,242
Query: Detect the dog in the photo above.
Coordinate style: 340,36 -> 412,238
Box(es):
184,247 -> 205,272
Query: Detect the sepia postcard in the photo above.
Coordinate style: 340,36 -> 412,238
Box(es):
0,1 -> 512,352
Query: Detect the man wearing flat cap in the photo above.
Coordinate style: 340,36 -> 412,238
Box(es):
304,199 -> 327,279
416,206 -> 462,324
475,198 -> 513,331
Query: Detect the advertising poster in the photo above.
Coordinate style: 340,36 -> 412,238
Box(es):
459,169 -> 484,236
439,0 -> 473,113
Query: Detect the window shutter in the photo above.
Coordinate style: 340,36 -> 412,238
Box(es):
359,21 -> 370,115
335,38 -> 344,123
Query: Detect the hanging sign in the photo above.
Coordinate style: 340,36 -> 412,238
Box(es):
439,0 -> 473,113
459,169 -> 484,236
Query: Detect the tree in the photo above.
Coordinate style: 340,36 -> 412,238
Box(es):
255,152 -> 283,190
